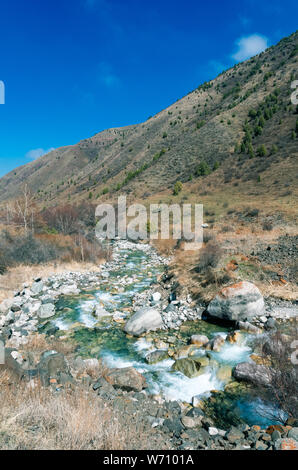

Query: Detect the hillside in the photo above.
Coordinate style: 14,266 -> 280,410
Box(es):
0,31 -> 297,211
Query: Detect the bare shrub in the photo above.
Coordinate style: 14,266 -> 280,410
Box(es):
60,235 -> 107,263
202,267 -> 232,286
203,231 -> 215,243
221,225 -> 234,233
245,208 -> 259,218
0,231 -> 59,266
197,241 -> 223,272
42,205 -> 79,235
254,325 -> 298,423
262,221 -> 273,231
0,229 -> 110,273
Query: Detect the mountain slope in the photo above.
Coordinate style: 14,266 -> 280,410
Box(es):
0,31 -> 297,207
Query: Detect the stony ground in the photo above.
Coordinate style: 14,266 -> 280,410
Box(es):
0,240 -> 297,450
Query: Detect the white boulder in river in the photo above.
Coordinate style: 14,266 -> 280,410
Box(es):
124,307 -> 163,336
207,281 -> 264,321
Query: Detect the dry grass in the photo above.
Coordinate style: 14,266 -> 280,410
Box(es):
152,238 -> 176,255
154,217 -> 298,302
21,333 -> 76,356
0,371 -> 168,450
0,261 -> 102,303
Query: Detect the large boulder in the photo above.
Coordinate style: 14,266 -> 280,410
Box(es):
207,281 -> 264,322
104,367 -> 147,392
124,307 -> 163,336
171,358 -> 201,378
232,362 -> 273,387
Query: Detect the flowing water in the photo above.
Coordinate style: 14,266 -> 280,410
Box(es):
43,242 -> 285,427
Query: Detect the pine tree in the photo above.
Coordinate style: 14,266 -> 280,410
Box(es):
173,181 -> 183,195
257,144 -> 267,157
196,161 -> 211,176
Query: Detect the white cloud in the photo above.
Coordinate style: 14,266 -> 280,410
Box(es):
232,34 -> 269,62
26,147 -> 55,160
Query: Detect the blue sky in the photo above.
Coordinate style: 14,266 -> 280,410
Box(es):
0,0 -> 297,176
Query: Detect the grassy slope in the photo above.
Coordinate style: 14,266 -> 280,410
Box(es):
0,31 -> 297,215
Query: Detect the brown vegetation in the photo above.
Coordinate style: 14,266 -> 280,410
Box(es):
253,325 -> 298,423
0,371 -> 167,450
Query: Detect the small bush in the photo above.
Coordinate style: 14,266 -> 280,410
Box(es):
196,161 -> 211,177
197,241 -> 223,271
203,231 -> 215,243
0,231 -> 59,266
246,208 -> 259,218
221,225 -> 234,233
173,181 -> 183,195
262,221 -> 273,231
255,327 -> 298,423
257,144 -> 267,157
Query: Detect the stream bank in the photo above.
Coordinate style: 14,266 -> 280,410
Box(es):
0,240 -> 297,450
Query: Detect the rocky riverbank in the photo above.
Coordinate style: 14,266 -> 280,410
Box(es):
0,239 -> 297,450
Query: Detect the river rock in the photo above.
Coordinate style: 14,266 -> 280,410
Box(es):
59,284 -> 80,296
216,365 -> 232,383
37,303 -> 55,319
124,307 -> 163,336
264,317 -> 276,330
207,281 -> 265,322
232,362 -> 273,387
226,426 -> 245,443
0,298 -> 14,314
181,416 -> 202,429
190,334 -> 209,347
171,358 -> 201,378
262,338 -> 285,357
193,356 -> 209,367
288,428 -> 298,441
94,305 -> 111,317
226,331 -> 240,344
10,303 -> 21,313
237,321 -> 262,334
151,292 -> 161,302
205,335 -> 225,352
175,345 -> 194,359
146,350 -> 169,364
104,367 -> 147,392
23,300 -> 42,315
274,438 -> 298,450
31,280 -> 44,295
